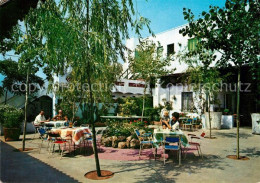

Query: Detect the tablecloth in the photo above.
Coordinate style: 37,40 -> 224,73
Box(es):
50,127 -> 91,145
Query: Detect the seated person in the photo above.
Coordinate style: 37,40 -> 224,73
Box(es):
52,109 -> 64,121
34,110 -> 50,126
64,116 -> 69,127
160,111 -> 171,129
170,112 -> 180,130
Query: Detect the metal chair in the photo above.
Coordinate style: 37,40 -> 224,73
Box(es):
48,133 -> 69,159
135,129 -> 154,158
163,135 -> 181,165
38,128 -> 51,153
187,133 -> 204,158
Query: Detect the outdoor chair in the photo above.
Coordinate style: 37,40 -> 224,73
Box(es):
135,129 -> 154,159
38,128 -> 52,153
33,122 -> 42,139
187,133 -> 204,158
83,128 -> 105,154
183,119 -> 193,131
163,135 -> 181,166
48,133 -> 69,159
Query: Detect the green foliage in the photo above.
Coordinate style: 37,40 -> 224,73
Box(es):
104,119 -> 150,138
120,98 -> 138,116
0,105 -> 24,128
116,96 -> 153,116
144,107 -> 160,121
129,39 -> 174,119
161,98 -> 173,111
129,39 -> 173,81
180,0 -> 259,75
0,59 -> 44,96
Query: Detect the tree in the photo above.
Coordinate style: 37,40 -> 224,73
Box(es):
30,0 -> 151,176
178,48 -> 225,138
1,10 -> 47,151
129,39 -> 173,121
179,0 -> 259,158
0,59 -> 44,104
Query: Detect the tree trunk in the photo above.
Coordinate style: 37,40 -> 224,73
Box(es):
22,66 -> 30,151
141,84 -> 147,122
86,0 -> 101,176
236,68 -> 241,159
208,94 -> 212,138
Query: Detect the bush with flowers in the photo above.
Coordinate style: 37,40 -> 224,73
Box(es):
103,119 -> 151,138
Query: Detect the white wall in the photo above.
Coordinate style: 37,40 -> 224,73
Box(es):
124,24 -> 227,112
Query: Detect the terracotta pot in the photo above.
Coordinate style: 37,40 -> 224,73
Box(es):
3,128 -> 21,141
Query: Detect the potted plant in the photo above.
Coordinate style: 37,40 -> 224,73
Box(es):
0,105 -> 23,141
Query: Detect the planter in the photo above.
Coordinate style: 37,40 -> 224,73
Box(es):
251,113 -> 260,135
221,115 -> 234,129
3,127 -> 21,141
204,112 -> 222,130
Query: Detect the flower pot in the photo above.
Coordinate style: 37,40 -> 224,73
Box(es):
251,113 -> 260,135
221,115 -> 234,129
204,112 -> 222,130
3,127 -> 21,141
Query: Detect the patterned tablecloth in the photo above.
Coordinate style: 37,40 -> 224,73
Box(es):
50,127 -> 91,145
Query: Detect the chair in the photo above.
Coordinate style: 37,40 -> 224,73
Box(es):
48,133 -> 69,159
183,119 -> 193,131
33,122 -> 42,139
187,133 -> 204,158
163,135 -> 181,165
38,128 -> 51,153
83,128 -> 105,154
135,129 -> 154,158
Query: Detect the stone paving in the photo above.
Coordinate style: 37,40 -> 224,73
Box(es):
1,127 -> 260,183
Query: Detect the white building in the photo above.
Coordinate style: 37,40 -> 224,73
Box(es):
123,24 -> 234,115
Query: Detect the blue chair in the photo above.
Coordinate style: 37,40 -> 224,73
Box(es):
38,128 -> 52,154
135,129 -> 154,158
163,135 -> 181,165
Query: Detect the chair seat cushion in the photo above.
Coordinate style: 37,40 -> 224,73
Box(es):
165,145 -> 179,150
54,140 -> 67,144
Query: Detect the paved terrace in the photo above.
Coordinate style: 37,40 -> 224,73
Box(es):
1,127 -> 260,183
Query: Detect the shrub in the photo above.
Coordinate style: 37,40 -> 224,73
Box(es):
104,119 -> 151,138
0,105 -> 24,128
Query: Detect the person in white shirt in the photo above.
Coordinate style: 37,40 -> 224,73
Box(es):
34,110 -> 49,126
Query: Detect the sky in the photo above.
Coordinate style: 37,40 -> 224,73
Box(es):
0,0 -> 226,85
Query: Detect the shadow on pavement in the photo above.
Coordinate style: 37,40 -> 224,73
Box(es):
0,141 -> 79,183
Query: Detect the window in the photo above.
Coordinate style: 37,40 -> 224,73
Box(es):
157,46 -> 163,57
129,83 -> 145,88
181,92 -> 193,112
188,38 -> 198,51
167,43 -> 174,56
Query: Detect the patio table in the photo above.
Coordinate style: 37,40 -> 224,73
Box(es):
44,121 -> 67,128
50,127 -> 91,145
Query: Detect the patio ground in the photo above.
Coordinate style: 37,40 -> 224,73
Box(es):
1,127 -> 260,183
